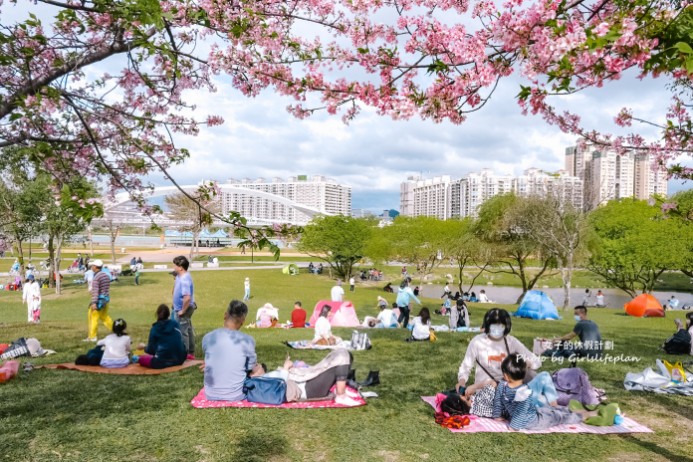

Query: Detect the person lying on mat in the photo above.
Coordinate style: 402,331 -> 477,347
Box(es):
137,304 -> 187,369
249,348 -> 361,406
202,299 -> 258,401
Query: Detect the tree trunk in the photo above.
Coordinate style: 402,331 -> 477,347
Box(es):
47,235 -> 56,288
13,239 -> 25,279
54,235 -> 63,295
561,254 -> 573,310
109,222 -> 118,265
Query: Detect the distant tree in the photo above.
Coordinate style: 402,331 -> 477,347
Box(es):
517,195 -> 590,309
297,216 -> 373,280
660,190 -> 693,278
165,191 -> 221,259
475,194 -> 555,303
587,199 -> 690,298
447,218 -> 498,294
381,216 -> 452,282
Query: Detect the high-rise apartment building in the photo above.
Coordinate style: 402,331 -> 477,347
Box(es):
514,168 -> 583,211
221,175 -> 351,225
402,169 -> 578,220
566,144 -> 666,209
399,175 -> 452,220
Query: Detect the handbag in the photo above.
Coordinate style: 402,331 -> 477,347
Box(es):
243,376 -> 287,405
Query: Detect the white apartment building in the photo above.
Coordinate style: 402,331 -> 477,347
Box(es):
566,144 -> 666,210
221,175 -> 351,225
450,169 -> 514,218
514,168 -> 583,211
399,175 -> 452,220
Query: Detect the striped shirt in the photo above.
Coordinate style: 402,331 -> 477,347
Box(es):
492,381 -> 538,430
91,271 -> 111,304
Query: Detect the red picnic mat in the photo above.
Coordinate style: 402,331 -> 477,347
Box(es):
41,359 -> 202,375
190,387 -> 366,409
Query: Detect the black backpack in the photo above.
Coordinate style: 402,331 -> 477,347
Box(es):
663,330 -> 692,355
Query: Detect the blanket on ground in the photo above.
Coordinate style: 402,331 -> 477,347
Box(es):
190,387 -> 366,409
41,359 -> 202,375
285,340 -> 357,350
420,396 -> 652,434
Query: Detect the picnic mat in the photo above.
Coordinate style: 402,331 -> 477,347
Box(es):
285,340 -> 355,350
420,396 -> 653,434
190,387 -> 366,409
41,359 -> 202,375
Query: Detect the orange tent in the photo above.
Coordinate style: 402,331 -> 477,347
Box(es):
624,294 -> 665,318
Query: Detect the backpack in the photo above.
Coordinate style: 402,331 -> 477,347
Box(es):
243,376 -> 287,405
350,331 -> 372,350
0,338 -> 30,360
663,330 -> 692,355
552,367 -> 606,406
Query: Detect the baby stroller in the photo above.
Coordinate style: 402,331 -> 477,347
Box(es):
67,259 -> 81,273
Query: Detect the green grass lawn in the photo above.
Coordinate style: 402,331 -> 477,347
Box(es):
0,269 -> 691,461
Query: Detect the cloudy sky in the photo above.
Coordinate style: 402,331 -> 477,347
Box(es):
157,69 -> 689,212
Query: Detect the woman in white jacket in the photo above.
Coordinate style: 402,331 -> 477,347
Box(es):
456,308 -> 541,391
22,274 -> 42,323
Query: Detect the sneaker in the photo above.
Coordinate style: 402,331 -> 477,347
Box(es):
82,337 -> 97,342
334,394 -> 362,407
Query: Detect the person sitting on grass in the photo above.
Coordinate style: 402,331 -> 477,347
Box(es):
97,318 -> 131,369
290,301 -> 307,328
542,305 -> 602,360
202,300 -> 258,401
407,307 -> 432,342
456,308 -> 541,391
449,298 -> 470,330
249,349 -> 361,406
376,300 -> 398,328
492,354 -> 583,431
661,318 -> 692,355
312,304 -> 339,346
137,304 -> 187,369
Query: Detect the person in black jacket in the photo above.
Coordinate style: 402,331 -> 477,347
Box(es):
137,304 -> 187,369
662,318 -> 692,355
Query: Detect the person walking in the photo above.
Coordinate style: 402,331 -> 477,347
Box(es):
349,276 -> 355,292
243,277 -> 251,301
22,274 -> 42,323
172,255 -> 196,357
396,278 -> 421,328
85,259 -> 113,342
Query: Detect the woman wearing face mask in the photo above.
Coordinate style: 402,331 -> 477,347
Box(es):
456,308 -> 541,392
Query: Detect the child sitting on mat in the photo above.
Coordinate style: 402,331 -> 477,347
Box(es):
97,318 -> 131,368
492,354 -> 582,430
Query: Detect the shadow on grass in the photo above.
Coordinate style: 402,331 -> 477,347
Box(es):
233,433 -> 288,461
620,435 -> 693,462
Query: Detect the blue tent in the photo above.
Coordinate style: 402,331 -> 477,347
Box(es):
211,229 -> 228,238
199,229 -> 213,238
515,290 -> 560,320
164,230 -> 181,237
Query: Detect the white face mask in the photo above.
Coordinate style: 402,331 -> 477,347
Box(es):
488,324 -> 505,339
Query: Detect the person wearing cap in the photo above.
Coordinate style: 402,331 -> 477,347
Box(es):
330,279 -> 345,302
172,255 -> 196,356
85,259 -> 113,341
22,274 -> 42,323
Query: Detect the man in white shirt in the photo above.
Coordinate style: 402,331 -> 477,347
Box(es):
331,280 -> 345,302
349,277 -> 355,292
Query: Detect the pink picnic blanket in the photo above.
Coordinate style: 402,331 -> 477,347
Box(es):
421,396 -> 653,434
191,387 -> 366,409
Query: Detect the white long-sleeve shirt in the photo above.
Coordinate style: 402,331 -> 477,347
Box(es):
97,334 -> 131,361
313,316 -> 332,342
411,316 -> 431,340
458,334 -> 541,384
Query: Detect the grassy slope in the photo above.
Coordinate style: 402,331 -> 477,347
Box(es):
0,269 -> 690,462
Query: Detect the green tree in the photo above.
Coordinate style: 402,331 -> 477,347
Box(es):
381,216 -> 452,283
297,216 -> 373,280
475,194 -> 555,303
447,218 -> 498,294
165,191 -> 221,260
587,199 -> 690,297
517,195 -> 590,309
660,190 -> 693,278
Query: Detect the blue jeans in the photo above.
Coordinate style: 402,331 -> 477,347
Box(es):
527,371 -> 559,407
173,309 -> 195,355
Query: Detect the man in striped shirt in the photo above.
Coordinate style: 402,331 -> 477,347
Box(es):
85,259 -> 114,342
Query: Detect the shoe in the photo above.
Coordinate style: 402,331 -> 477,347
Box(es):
347,369 -> 357,383
334,394 -> 362,407
82,337 -> 97,342
358,370 -> 380,387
